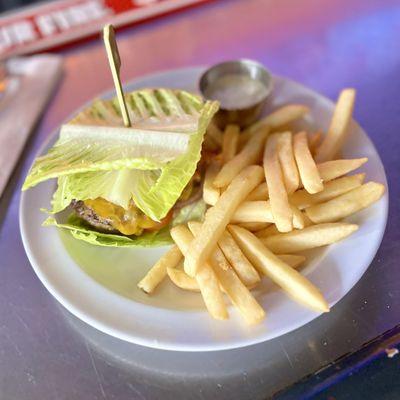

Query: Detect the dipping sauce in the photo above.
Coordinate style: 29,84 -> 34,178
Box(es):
203,73 -> 269,110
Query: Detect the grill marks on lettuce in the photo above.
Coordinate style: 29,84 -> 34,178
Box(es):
23,89 -> 219,221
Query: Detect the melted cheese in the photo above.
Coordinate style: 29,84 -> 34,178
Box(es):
84,198 -> 159,235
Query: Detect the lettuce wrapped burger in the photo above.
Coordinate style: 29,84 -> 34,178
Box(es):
23,89 -> 219,247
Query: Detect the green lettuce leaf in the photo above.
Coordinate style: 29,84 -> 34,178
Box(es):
43,215 -> 172,247
44,199 -> 206,247
23,89 -> 219,221
172,199 -> 207,227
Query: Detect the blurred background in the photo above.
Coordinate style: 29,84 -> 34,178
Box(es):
0,0 -> 38,13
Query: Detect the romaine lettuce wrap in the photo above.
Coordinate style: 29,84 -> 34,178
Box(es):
22,88 -> 219,247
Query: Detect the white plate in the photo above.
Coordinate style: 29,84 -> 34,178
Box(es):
20,67 -> 388,352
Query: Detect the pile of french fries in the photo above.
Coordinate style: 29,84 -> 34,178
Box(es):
138,88 -> 385,324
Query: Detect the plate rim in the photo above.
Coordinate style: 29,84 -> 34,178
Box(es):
19,66 -> 389,351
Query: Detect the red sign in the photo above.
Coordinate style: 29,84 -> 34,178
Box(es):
0,0 -> 209,58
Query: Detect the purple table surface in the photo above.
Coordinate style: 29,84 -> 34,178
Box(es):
1,0 -> 399,399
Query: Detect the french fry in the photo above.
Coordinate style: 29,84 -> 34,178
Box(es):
248,174 -> 365,223
184,165 -> 264,276
222,124 -> 240,164
203,133 -> 219,152
167,267 -> 199,292
249,105 -> 310,133
308,131 -> 322,156
186,221 -> 231,271
232,201 -> 303,229
294,131 -> 323,194
217,228 -> 260,286
291,205 -> 305,229
239,222 -> 271,231
255,209 -> 310,237
266,174 -> 365,216
228,225 -> 329,312
189,222 -> 265,324
168,255 -> 305,287
170,225 -> 228,320
167,268 -> 260,292
213,129 -> 269,188
213,265 -> 265,324
136,90 -> 389,324
239,104 -> 309,147
264,134 -> 293,232
203,161 -> 221,206
261,223 -> 358,253
315,89 -> 356,162
255,224 -> 280,238
207,121 -> 223,146
291,173 -> 365,209
277,132 -> 300,193
232,201 -> 274,223
277,254 -> 306,269
305,182 -> 385,223
317,158 -> 368,182
138,245 -> 182,293
302,212 -> 314,227
246,182 -> 269,201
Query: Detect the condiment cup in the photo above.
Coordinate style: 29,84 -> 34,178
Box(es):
199,59 -> 273,129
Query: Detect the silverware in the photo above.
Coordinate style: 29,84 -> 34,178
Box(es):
199,59 -> 273,129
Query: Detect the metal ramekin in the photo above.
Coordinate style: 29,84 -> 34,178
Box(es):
199,59 -> 273,129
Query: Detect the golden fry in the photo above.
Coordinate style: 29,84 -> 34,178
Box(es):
228,225 -> 329,312
291,205 -> 305,229
239,104 -> 309,147
214,129 -> 269,188
170,225 -> 228,320
187,221 -> 230,271
233,201 -> 303,229
232,201 -> 274,223
255,224 -> 280,238
294,131 -> 323,194
167,268 -> 261,292
217,228 -> 260,286
167,267 -> 199,292
246,182 -> 269,201
203,161 -> 221,206
302,212 -> 314,227
239,222 -> 271,231
316,89 -> 356,162
308,131 -> 322,156
277,254 -> 306,269
277,132 -> 300,193
317,158 -> 368,182
207,121 -> 223,146
184,165 -> 264,276
262,223 -> 358,254
189,222 -> 265,324
138,245 -> 182,293
222,124 -> 240,164
213,265 -> 265,324
291,173 -> 365,209
264,134 -> 293,232
305,182 -> 385,223
203,133 -> 219,152
256,210 -> 311,237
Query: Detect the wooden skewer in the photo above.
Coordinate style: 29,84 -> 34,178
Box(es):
103,24 -> 131,127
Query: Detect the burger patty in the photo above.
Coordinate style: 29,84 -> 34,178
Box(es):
70,199 -> 117,233
69,150 -> 215,235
